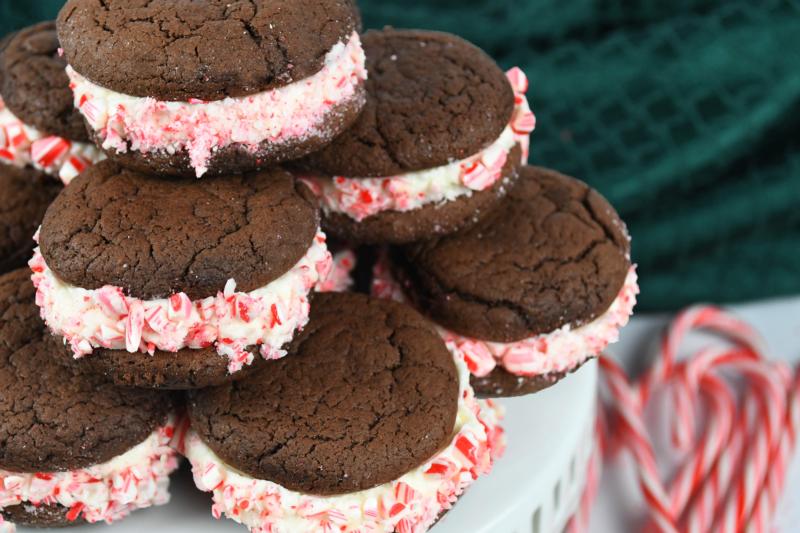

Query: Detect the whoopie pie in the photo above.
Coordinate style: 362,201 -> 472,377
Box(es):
181,292 -> 502,532
0,269 -> 178,528
299,29 -> 535,244
30,160 -> 333,389
374,166 -> 638,397
57,0 -> 367,177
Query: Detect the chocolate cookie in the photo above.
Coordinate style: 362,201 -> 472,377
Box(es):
0,21 -> 89,141
302,28 -> 514,177
0,268 -> 172,473
74,344 -> 268,390
0,165 -> 61,275
39,160 -> 319,300
393,166 -> 632,343
470,360 -> 589,398
322,145 -> 521,245
188,292 -> 459,495
57,0 -> 361,101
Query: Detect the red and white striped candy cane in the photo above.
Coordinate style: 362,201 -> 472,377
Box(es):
667,370 -> 735,517
684,382 -> 755,533
640,306 -> 764,406
569,305 -> 798,533
599,356 -> 680,533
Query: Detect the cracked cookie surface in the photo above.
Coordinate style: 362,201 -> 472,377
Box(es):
393,166 -> 632,343
299,28 -> 514,177
38,160 -> 319,300
0,269 -> 172,472
57,0 -> 361,101
188,292 -> 459,495
1,21 -> 89,141
0,165 -> 61,276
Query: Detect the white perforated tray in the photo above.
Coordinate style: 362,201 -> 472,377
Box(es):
436,360 -> 597,533
18,361 -> 598,533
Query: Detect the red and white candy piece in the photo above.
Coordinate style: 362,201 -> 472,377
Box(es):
31,136 -> 71,169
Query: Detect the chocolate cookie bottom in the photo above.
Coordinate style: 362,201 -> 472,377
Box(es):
471,358 -> 592,398
70,344 -> 271,390
1,502 -> 83,528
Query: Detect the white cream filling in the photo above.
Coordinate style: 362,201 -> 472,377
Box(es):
0,97 -> 104,184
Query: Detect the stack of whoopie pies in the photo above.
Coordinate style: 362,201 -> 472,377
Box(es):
0,1 -> 637,532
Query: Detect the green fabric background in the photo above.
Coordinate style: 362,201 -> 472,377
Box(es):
2,1 -> 799,311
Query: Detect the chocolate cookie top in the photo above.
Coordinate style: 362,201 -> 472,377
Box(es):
394,166 -> 632,343
57,0 -> 361,101
1,22 -> 89,141
301,29 -> 514,177
189,292 -> 459,495
0,165 -> 61,275
39,161 -> 320,300
0,269 -> 172,472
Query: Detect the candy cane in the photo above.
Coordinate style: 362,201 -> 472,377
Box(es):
570,305 -> 798,533
639,306 -> 763,406
684,385 -> 754,533
742,366 -> 799,530
667,371 -> 734,516
599,356 -> 679,533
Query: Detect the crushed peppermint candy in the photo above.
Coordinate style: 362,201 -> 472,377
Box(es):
478,399 -> 508,462
0,97 -> 104,184
68,33 -> 367,177
317,249 -> 357,293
